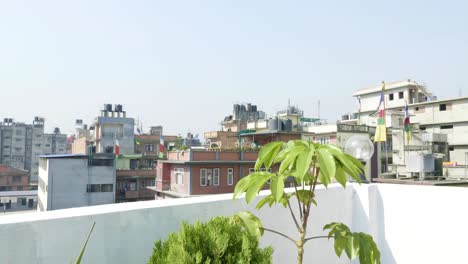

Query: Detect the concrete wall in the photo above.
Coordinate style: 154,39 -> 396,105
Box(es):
2,184 -> 468,263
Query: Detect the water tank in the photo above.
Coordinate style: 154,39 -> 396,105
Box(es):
104,104 -> 112,112
240,104 -> 246,112
3,118 -> 7,123
282,119 -> 293,131
233,104 -> 240,113
115,104 -> 123,112
269,118 -> 280,131
252,105 -> 257,112
247,103 -> 252,112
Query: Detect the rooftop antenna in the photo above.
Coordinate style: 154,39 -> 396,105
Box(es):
318,100 -> 321,119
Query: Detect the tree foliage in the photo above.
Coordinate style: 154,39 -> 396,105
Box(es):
148,216 -> 273,264
233,140 -> 381,264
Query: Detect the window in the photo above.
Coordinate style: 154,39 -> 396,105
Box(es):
13,176 -> 21,183
200,168 -> 219,186
130,159 -> 138,170
140,180 -> 146,189
440,125 -> 453,129
146,159 -> 154,168
389,93 -> 394,101
398,91 -> 404,99
87,184 -> 113,192
118,181 -> 126,189
145,144 -> 154,152
34,144 -> 41,147
86,184 -> 101,192
213,168 -> 220,186
439,104 -> 447,111
151,179 -> 156,186
175,168 -> 184,185
227,168 -> 234,185
101,184 -> 113,192
249,168 -> 255,174
130,181 -> 137,191
420,126 -> 426,131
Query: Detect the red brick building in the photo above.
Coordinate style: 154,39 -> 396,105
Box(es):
0,164 -> 30,191
154,150 -> 259,198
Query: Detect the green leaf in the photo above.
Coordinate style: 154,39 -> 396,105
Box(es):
255,195 -> 275,210
324,222 -> 380,264
255,142 -> 283,170
278,146 -> 304,174
233,174 -> 253,200
295,147 -> 315,180
233,211 -> 264,238
334,236 -> 347,257
317,147 -> 336,187
74,222 -> 95,264
270,175 -> 285,203
245,173 -> 273,204
295,189 -> 312,204
335,166 -> 347,188
318,170 -> 331,187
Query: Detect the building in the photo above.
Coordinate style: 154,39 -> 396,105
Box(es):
37,154 -> 116,211
153,150 -> 259,198
0,164 -> 30,191
204,131 -> 238,149
89,104 -> 135,155
349,79 -> 468,178
0,117 -> 67,183
115,133 -> 160,202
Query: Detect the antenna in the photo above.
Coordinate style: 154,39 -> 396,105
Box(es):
318,100 -> 321,119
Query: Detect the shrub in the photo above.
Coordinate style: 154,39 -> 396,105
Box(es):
148,216 -> 273,264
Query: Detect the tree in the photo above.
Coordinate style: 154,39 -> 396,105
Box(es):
233,140 -> 380,264
148,216 -> 273,264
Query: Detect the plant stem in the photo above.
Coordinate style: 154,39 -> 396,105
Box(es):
304,236 -> 329,243
293,182 -> 303,221
297,230 -> 305,264
287,200 -> 301,231
261,227 -> 296,245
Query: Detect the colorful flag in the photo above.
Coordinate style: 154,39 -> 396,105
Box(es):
115,138 -> 120,155
404,101 -> 412,144
159,136 -> 165,159
374,82 -> 387,142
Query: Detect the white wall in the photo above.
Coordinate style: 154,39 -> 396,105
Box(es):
1,184 -> 468,263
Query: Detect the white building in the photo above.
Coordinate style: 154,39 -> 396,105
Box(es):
351,79 -> 468,177
37,154 -> 116,211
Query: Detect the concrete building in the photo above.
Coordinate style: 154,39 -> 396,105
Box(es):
0,117 -> 67,183
89,104 -> 135,155
348,79 -> 468,178
37,154 -> 116,211
115,133 -> 160,202
154,150 -> 259,198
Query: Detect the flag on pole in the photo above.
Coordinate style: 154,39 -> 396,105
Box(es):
115,138 -> 120,155
357,96 -> 362,125
404,101 -> 412,144
159,136 -> 165,159
374,82 -> 387,142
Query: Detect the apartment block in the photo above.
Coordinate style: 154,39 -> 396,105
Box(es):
38,154 -> 116,211
0,117 -> 67,183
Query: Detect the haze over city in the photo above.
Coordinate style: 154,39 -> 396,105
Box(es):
1,0 -> 467,135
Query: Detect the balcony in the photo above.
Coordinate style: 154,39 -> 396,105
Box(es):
0,183 -> 467,263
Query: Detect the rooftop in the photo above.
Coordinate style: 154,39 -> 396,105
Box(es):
353,79 -> 433,97
0,183 -> 467,263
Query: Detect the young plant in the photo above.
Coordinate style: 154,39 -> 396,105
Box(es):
233,140 -> 381,264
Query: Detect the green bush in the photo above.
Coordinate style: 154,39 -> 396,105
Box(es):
148,216 -> 273,264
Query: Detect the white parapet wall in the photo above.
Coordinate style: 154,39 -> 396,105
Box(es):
1,183 -> 468,263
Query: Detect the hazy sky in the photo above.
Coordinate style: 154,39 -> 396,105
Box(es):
1,1 -> 467,136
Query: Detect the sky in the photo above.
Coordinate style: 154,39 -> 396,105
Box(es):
1,1 -> 467,136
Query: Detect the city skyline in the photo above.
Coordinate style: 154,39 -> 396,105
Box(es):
1,1 -> 468,135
